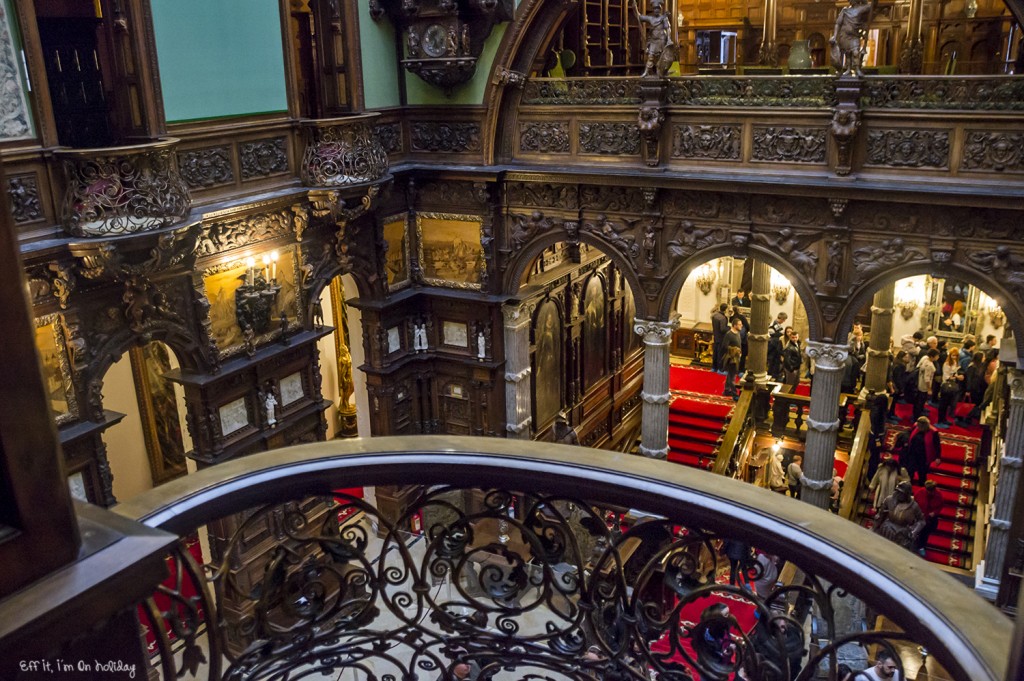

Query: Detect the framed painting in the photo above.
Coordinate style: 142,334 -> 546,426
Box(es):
533,300 -> 563,429
582,274 -> 608,390
416,212 -> 485,289
203,246 -> 301,353
34,314 -> 78,425
130,342 -> 187,485
382,213 -> 410,291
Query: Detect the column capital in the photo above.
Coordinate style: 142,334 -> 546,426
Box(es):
805,341 -> 848,372
1010,369 -> 1024,403
503,301 -> 536,326
633,316 -> 680,343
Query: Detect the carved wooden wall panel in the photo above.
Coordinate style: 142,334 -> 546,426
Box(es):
960,130 -> 1024,173
864,129 -> 950,169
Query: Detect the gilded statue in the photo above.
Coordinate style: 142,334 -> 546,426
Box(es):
830,0 -> 877,76
631,0 -> 675,78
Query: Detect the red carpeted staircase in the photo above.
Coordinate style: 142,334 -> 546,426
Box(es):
667,367 -> 735,471
857,423 -> 980,571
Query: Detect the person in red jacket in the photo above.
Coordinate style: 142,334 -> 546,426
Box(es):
903,416 -> 942,485
913,480 -> 946,556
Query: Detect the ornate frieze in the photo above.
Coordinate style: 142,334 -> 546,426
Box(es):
967,246 -> 1024,301
583,214 -> 640,259
751,196 -> 827,225
0,4 -> 31,140
7,175 -> 43,223
27,262 -> 76,309
374,123 -> 403,155
177,146 -> 234,189
521,78 -> 642,105
579,186 -> 646,213
505,182 -> 578,209
417,180 -> 489,207
663,190 -> 725,219
668,76 -> 835,107
862,77 -> 1024,111
578,123 -> 640,156
752,228 -> 820,281
666,220 -> 726,260
850,237 -> 926,287
670,124 -> 741,161
961,131 -> 1024,173
197,209 -> 294,257
751,126 -> 827,163
508,211 -> 554,251
410,122 -> 481,153
518,121 -> 570,154
865,129 -> 949,168
239,138 -> 289,179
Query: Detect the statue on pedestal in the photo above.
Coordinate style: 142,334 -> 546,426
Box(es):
632,0 -> 675,78
830,0 -> 877,77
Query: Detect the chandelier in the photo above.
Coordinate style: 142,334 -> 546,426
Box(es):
695,263 -> 716,295
771,270 -> 790,305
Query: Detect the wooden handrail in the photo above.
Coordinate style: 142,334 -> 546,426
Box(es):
839,409 -> 874,520
713,388 -> 753,476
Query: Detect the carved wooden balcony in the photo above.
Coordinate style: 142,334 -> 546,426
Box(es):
115,436 -> 1014,681
53,138 -> 192,238
299,114 -> 390,188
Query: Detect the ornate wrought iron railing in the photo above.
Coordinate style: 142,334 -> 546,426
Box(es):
299,114 -> 390,187
117,436 -> 1011,681
53,138 -> 192,237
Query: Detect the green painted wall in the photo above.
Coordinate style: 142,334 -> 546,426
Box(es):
404,23 -> 506,106
151,0 -> 288,123
358,0 -> 401,110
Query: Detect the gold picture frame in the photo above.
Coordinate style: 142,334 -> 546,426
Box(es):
130,342 -> 188,485
382,213 -> 410,291
416,212 -> 485,290
34,314 -> 78,426
202,246 -> 301,354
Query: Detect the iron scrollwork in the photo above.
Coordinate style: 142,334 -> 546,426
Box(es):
300,115 -> 390,187
144,487 -> 922,681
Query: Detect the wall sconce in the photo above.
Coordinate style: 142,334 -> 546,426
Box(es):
771,270 -> 790,305
895,278 -> 922,320
980,292 -> 1005,328
695,263 -> 716,295
236,251 -> 281,334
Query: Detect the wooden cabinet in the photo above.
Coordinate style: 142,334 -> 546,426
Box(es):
672,322 -> 714,365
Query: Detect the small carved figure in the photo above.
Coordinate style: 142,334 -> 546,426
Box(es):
264,390 -> 278,428
632,0 -> 675,78
243,324 -> 256,358
447,25 -> 458,56
279,312 -> 290,345
830,0 -> 877,77
643,226 -> 658,269
312,300 -> 325,329
407,27 -> 420,57
461,24 -> 471,55
415,323 -> 428,352
477,331 -> 487,360
667,220 -> 723,259
825,240 -> 844,286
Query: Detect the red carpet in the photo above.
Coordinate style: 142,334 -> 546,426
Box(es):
863,427 -> 982,570
890,400 -> 984,438
667,367 -> 735,471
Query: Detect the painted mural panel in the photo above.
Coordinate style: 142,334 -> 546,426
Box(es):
417,212 -> 485,289
533,300 -> 562,428
583,275 -> 607,390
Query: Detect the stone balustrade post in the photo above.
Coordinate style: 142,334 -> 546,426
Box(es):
802,342 -> 849,509
503,302 -> 536,440
635,316 -> 680,458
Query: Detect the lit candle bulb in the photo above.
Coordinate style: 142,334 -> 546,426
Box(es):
270,250 -> 278,282
262,254 -> 270,282
246,257 -> 255,287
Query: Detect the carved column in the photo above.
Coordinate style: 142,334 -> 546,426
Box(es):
864,283 -> 895,394
635,316 -> 680,459
982,371 -> 1024,586
758,0 -> 779,65
503,302 -> 535,440
899,0 -> 924,73
802,342 -> 849,509
747,259 -> 771,384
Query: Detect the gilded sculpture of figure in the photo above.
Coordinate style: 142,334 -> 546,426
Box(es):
830,0 -> 877,76
632,0 -> 675,78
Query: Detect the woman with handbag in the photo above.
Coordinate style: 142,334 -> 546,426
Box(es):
935,348 -> 963,428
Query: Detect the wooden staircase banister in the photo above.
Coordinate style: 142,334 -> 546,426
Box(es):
713,388 -> 753,476
839,409 -> 874,520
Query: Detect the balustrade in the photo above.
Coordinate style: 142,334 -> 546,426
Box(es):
299,114 -> 390,187
116,436 -> 1011,681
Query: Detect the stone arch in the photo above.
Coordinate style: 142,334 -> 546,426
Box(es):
836,261 -> 1024,364
304,263 -> 373,327
658,243 -> 825,341
503,231 -> 651,320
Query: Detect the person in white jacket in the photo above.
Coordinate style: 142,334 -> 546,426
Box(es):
868,453 -> 909,509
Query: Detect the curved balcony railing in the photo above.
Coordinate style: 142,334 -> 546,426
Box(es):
53,138 -> 192,237
299,114 -> 390,188
117,436 -> 1012,681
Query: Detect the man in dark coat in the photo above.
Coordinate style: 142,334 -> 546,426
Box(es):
711,303 -> 730,372
903,416 -> 942,485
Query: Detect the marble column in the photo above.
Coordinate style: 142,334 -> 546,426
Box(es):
802,342 -> 849,509
864,283 -> 895,394
503,302 -> 535,440
635,316 -> 680,459
747,260 -> 771,385
982,370 -> 1024,585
